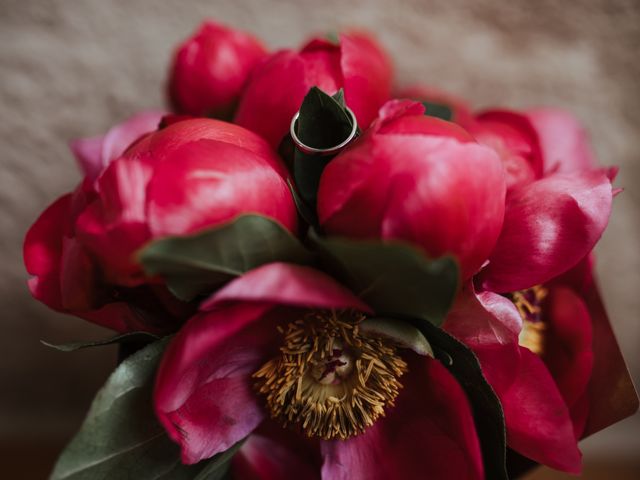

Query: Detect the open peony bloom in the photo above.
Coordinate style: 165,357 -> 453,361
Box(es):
24,117 -> 297,333
317,100 -> 506,280
234,31 -> 392,148
154,263 -> 484,479
443,282 -> 584,474
168,21 -> 268,118
443,258 -> 595,474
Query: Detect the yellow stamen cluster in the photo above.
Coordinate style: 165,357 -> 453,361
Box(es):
253,310 -> 407,440
512,285 -> 549,355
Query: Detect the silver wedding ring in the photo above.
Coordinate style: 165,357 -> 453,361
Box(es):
289,107 -> 358,156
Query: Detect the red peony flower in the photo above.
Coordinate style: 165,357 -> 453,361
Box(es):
24,117 -> 297,333
168,20 -> 268,118
317,100 -> 507,280
234,31 -> 392,148
154,263 -> 484,479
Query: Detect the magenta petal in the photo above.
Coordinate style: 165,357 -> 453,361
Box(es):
70,110 -> 164,181
476,346 -> 582,473
232,432 -> 320,480
319,134 -> 506,279
479,170 -> 613,292
340,31 -> 392,130
146,139 -> 297,237
75,157 -> 153,286
24,194 -> 73,310
102,110 -> 165,162
377,135 -> 505,279
201,263 -> 371,313
526,108 -> 596,174
154,302 -> 277,464
234,51 -> 310,148
70,136 -> 104,181
321,357 -> 483,480
444,284 -> 523,346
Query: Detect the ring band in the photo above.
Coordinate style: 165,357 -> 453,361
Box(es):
289,107 -> 358,156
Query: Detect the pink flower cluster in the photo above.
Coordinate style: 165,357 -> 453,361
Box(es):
25,20 -> 625,480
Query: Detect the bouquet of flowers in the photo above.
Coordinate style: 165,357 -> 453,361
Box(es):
25,20 -> 638,480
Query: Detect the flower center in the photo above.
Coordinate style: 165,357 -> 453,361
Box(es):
253,310 -> 407,440
508,285 -> 548,355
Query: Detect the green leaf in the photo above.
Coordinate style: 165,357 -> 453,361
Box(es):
286,178 -> 318,227
360,317 -> 434,356
413,320 -> 508,480
310,232 -> 459,326
50,338 -> 243,480
42,331 -> 159,352
293,87 -> 355,211
137,215 -> 313,301
422,101 -> 454,121
295,87 -> 353,150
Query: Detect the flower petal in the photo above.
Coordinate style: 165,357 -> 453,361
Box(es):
320,134 -> 506,279
234,51 -> 311,148
526,108 -> 596,174
125,118 -> 286,176
146,139 -> 297,238
69,136 -> 104,182
340,31 -> 392,130
479,170 -> 613,292
320,356 -> 483,480
543,285 -> 594,436
475,345 -> 582,473
24,194 -> 72,310
75,157 -> 153,286
470,110 -> 543,191
201,262 -> 371,313
232,426 -> 320,480
154,302 -> 277,464
444,284 -> 523,347
70,110 -> 164,181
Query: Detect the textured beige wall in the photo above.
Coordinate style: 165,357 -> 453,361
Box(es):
1,0 -> 638,469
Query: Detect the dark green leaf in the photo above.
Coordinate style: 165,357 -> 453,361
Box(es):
292,87 -> 355,210
422,101 -> 454,121
413,320 -> 508,480
50,338 -> 243,480
287,178 -> 318,227
360,317 -> 434,356
42,332 -> 159,352
295,87 -> 352,150
310,232 -> 459,326
137,215 -> 313,301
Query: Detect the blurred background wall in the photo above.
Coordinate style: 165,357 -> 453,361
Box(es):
1,0 -> 638,477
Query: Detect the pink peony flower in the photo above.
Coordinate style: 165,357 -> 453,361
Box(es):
168,21 -> 268,118
154,263 -> 484,479
317,100 -> 507,280
234,31 -> 392,148
24,117 -> 297,333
